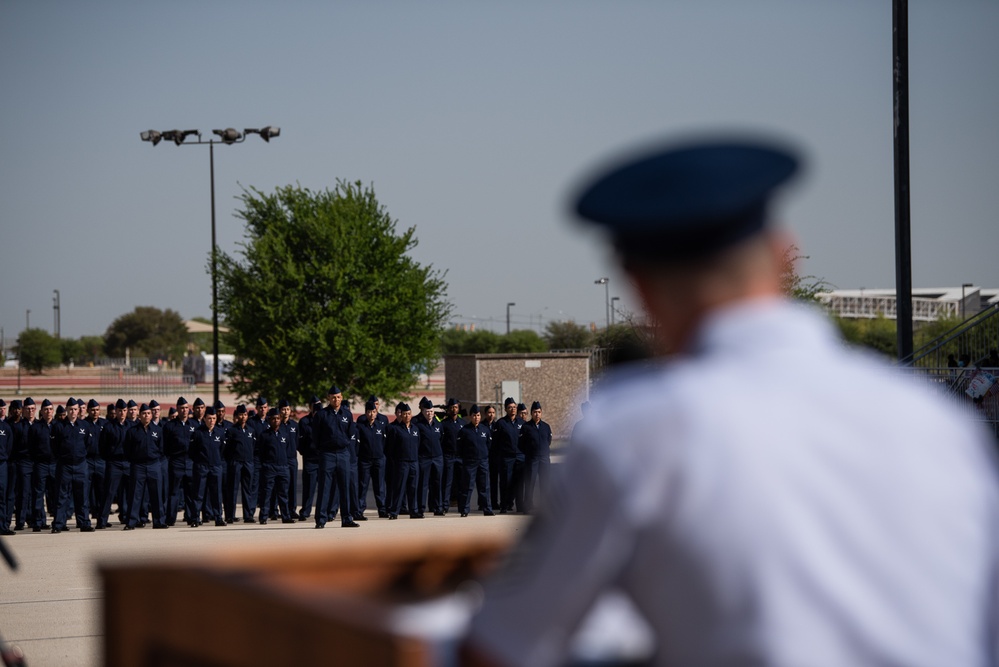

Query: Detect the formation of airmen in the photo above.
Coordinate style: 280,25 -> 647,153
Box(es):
0,388 -> 553,534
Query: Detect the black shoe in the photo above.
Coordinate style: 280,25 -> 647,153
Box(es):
377,511 -> 388,518
281,519 -> 296,524
14,525 -> 24,531
289,512 -> 300,520
0,528 -> 15,536
32,527 -> 41,532
245,517 -> 257,524
80,526 -> 95,532
122,525 -> 134,531
433,511 -> 445,516
483,510 -> 495,516
342,521 -> 360,528
259,520 -> 267,525
40,523 -> 50,529
231,517 -> 241,523
460,512 -> 468,518
388,514 -> 398,520
215,521 -> 227,526
354,515 -> 368,521
314,523 -> 325,529
51,527 -> 60,534
410,513 -> 424,519
153,524 -> 169,529
95,523 -> 107,530
60,526 -> 70,532
298,515 -> 310,521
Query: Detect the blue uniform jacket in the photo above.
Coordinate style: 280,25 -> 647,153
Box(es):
125,422 -> 164,462
54,419 -> 90,463
162,417 -> 197,458
224,424 -> 256,463
29,420 -> 56,463
387,421 -> 420,462
440,416 -> 465,458
413,413 -> 444,459
356,418 -> 387,459
258,426 -> 289,466
519,419 -> 553,458
458,422 -> 491,462
191,424 -> 226,467
313,405 -> 354,453
491,416 -> 522,458
100,419 -> 129,460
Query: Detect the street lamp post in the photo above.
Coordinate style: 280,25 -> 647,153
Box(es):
53,289 -> 60,339
610,296 -> 620,325
595,277 -> 610,328
506,302 -> 516,335
140,126 -> 280,406
961,282 -> 974,320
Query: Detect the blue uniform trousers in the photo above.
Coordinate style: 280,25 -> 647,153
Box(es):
249,456 -> 261,518
298,456 -> 319,520
358,456 -> 386,515
225,460 -> 254,522
32,461 -> 57,528
128,461 -> 166,528
99,460 -> 130,526
192,463 -> 223,522
389,460 -> 419,518
460,459 -> 492,515
523,455 -> 551,513
442,455 -> 460,512
258,464 -> 290,521
53,460 -> 91,530
0,461 -> 8,527
167,456 -> 193,524
418,456 -> 444,514
87,458 -> 106,523
12,460 -> 33,528
315,450 -> 352,526
499,455 -> 525,513
329,460 -> 360,522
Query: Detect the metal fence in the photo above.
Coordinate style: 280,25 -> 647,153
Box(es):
906,366 -> 999,437
906,303 -> 999,368
99,367 -> 195,395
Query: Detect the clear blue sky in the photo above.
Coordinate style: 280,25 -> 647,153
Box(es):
2,1 -> 997,340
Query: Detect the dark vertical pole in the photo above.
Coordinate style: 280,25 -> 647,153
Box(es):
893,0 -> 914,362
210,141 -> 220,406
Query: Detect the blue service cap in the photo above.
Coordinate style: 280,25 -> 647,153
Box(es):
66,397 -> 76,408
88,399 -> 100,409
0,399 -> 5,408
397,402 -> 411,413
234,404 -> 247,415
419,397 -> 433,410
278,399 -> 290,409
148,400 -> 159,408
364,399 -> 376,411
327,386 -> 341,396
573,138 -> 800,262
193,397 -> 205,407
126,400 -> 138,409
446,397 -> 459,407
41,399 -> 52,408
176,397 -> 189,407
204,406 -> 216,416
256,396 -> 268,407
10,399 -> 21,409
116,399 -> 126,410
56,405 -> 65,415
531,401 -> 542,411
23,397 -> 35,406
266,407 -> 279,418
310,395 -> 322,406
504,397 -> 516,407
214,400 -> 225,410
517,403 -> 527,412
139,403 -> 150,412
469,404 -> 480,414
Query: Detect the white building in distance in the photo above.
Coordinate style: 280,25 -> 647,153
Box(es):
818,287 -> 999,322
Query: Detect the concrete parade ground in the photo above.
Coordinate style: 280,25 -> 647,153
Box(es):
0,509 -> 530,666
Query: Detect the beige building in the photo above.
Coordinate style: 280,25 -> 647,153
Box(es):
444,353 -> 590,445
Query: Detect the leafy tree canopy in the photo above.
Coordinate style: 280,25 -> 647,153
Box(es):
17,328 -> 62,374
544,320 -> 593,350
104,306 -> 187,362
217,181 -> 450,404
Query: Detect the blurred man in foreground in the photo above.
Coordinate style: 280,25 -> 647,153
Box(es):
464,137 -> 999,666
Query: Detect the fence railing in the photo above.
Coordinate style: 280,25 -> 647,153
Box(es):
903,304 -> 999,368
99,368 -> 195,395
905,366 -> 999,437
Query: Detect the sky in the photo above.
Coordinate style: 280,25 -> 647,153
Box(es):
2,1 -> 997,341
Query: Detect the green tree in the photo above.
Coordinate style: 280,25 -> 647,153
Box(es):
832,315 -> 897,358
544,320 -> 593,350
594,322 -> 651,364
59,337 -> 82,365
441,328 -> 503,354
104,306 -> 188,362
780,244 -> 830,302
76,335 -> 106,365
17,328 -> 62,374
217,181 -> 450,403
498,330 -> 547,353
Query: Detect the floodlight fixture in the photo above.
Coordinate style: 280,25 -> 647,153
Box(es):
140,130 -> 162,146
244,126 -> 281,142
212,128 -> 243,145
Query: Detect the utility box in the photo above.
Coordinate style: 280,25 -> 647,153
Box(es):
443,353 -> 591,446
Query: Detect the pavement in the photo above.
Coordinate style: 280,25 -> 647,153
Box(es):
0,508 -> 530,667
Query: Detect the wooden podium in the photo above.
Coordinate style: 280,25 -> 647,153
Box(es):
101,534 -> 511,667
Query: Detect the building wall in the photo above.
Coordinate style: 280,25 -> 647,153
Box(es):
444,353 -> 590,445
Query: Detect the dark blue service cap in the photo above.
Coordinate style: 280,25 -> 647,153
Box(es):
116,399 -> 126,409
193,397 -> 205,407
139,403 -> 150,412
41,399 -> 52,408
256,396 -> 268,407
446,397 -> 459,407
56,405 -> 65,415
10,399 -> 21,409
23,397 -> 35,406
214,400 -> 225,410
266,407 -> 279,418
88,399 -> 100,409
517,403 -> 527,412
66,397 -> 76,408
149,400 -> 159,408
364,399 -> 376,411
311,395 -> 322,406
234,404 -> 247,415
469,404 -> 480,414
531,401 -> 542,411
419,397 -> 433,410
204,407 -> 216,416
127,400 -> 138,408
0,399 -> 5,408
397,402 -> 411,413
176,397 -> 188,407
573,138 -> 800,262
328,386 -> 341,396
367,395 -> 378,403
278,399 -> 290,409
504,397 -> 516,407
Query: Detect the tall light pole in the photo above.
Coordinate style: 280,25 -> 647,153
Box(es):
595,277 -> 610,329
506,302 -> 516,335
53,289 -> 60,339
140,126 -> 280,405
962,282 -> 974,320
610,296 -> 620,326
